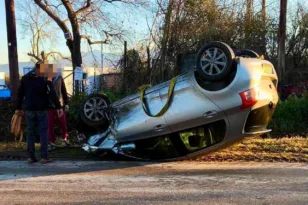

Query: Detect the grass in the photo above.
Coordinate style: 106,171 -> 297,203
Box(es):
0,142 -> 86,160
1,137 -> 308,162
196,137 -> 308,162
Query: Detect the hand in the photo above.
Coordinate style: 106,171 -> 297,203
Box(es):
57,109 -> 64,118
64,105 -> 69,112
47,77 -> 53,82
15,110 -> 24,116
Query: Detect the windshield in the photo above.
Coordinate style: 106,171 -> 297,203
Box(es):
0,85 -> 7,90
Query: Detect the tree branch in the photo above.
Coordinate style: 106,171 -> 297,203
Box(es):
103,0 -> 122,3
80,35 -> 109,45
61,0 -> 80,36
45,51 -> 72,61
34,0 -> 71,37
75,0 -> 92,16
27,52 -> 43,62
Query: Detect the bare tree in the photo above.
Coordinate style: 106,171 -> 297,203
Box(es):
31,0 -> 148,94
32,0 -> 144,69
17,0 -> 70,62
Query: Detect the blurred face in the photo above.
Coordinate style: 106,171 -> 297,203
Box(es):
35,63 -> 57,78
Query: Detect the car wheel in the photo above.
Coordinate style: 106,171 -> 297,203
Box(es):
80,93 -> 111,127
196,41 -> 235,81
236,49 -> 259,58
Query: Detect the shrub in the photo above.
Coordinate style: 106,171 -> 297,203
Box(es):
67,92 -> 87,130
100,89 -> 124,102
269,93 -> 308,134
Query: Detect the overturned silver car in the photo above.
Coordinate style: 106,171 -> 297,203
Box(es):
81,42 -> 279,160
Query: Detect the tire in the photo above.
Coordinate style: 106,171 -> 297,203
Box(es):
235,49 -> 259,58
196,41 -> 235,81
80,93 -> 111,128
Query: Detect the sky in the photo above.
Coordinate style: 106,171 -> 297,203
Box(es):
0,0 -> 156,65
1,0 -> 307,65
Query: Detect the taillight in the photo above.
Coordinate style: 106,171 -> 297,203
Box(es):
239,87 -> 259,110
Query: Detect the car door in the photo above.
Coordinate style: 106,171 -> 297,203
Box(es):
160,79 -> 226,132
114,87 -> 171,143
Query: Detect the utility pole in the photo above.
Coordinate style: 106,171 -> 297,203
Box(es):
5,0 -> 19,101
278,0 -> 287,84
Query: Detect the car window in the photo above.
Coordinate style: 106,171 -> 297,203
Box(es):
132,119 -> 227,159
0,85 -> 7,90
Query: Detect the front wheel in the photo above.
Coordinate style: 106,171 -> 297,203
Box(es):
80,93 -> 111,128
196,41 -> 235,81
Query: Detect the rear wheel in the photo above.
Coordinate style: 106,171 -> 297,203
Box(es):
80,93 -> 111,128
196,41 -> 235,81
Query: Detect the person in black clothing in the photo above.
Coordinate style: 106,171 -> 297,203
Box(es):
16,62 -> 61,163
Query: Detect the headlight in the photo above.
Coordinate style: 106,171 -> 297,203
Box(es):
88,134 -> 103,145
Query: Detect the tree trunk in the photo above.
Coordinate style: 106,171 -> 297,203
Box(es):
261,0 -> 267,55
72,34 -> 82,68
278,0 -> 287,84
245,0 -> 253,48
160,0 -> 173,82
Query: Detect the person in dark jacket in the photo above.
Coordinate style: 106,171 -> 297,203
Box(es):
48,69 -> 70,151
16,62 -> 61,163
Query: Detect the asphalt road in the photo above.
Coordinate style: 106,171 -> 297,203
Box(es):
0,161 -> 307,205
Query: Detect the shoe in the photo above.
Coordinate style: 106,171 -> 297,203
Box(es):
48,143 -> 56,152
62,139 -> 71,147
27,158 -> 38,163
41,158 -> 52,164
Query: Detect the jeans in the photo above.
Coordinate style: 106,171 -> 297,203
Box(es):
25,111 -> 48,159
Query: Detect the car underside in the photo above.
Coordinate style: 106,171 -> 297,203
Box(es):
80,41 -> 279,161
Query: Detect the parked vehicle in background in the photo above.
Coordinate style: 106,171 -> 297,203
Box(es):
280,81 -> 308,100
0,85 -> 11,100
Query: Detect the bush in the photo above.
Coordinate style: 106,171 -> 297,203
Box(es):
269,93 -> 308,134
100,89 -> 124,102
67,92 -> 87,131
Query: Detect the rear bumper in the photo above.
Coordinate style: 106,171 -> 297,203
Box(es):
243,129 -> 271,135
244,104 -> 276,134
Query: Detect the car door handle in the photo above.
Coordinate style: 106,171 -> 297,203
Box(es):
153,124 -> 167,132
203,110 -> 218,118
